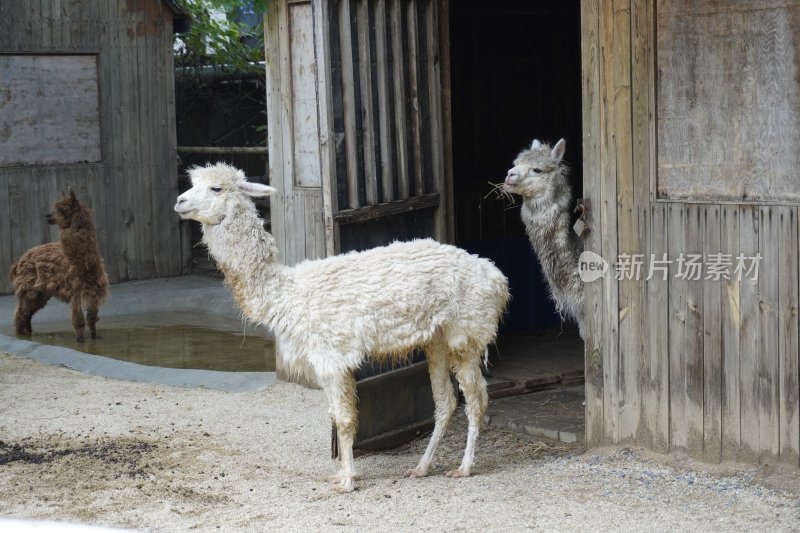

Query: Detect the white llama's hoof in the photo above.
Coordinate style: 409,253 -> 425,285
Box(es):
404,466 -> 429,478
330,477 -> 355,493
445,467 -> 471,478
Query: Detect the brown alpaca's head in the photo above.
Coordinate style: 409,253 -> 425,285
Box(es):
47,190 -> 87,229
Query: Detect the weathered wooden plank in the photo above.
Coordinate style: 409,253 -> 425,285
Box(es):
0,1 -> 10,50
739,205 -> 760,456
41,0 -> 53,49
425,0 -> 446,242
30,0 -> 42,48
703,205 -> 722,462
100,2 -> 123,283
338,0 -> 361,209
415,0 -> 433,195
647,202 -> 669,452
720,204 -> 741,458
389,0 -> 410,200
437,0 -> 454,243
614,0 -> 643,445
313,0 -> 338,257
303,191 -> 316,260
326,0 -> 349,217
684,204 -> 705,454
373,0 -> 394,204
633,0 -> 665,451
668,204 -> 688,450
778,206 -> 799,465
758,206 -> 780,459
121,0 -> 142,281
289,1 -> 322,189
406,0 -> 424,197
266,3 -> 287,262
54,0 -> 67,49
136,0 -> 157,278
148,2 -> 174,278
598,0 -> 622,444
580,0 -> 604,446
356,0 -> 378,204
334,192 -> 439,225
0,168 -> 12,294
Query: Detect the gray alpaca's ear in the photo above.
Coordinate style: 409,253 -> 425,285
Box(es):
531,139 -> 541,149
551,138 -> 566,164
239,181 -> 277,198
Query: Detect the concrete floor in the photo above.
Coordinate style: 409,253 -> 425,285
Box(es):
0,274 -> 585,444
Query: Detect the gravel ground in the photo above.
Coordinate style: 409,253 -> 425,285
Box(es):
1,351 -> 798,532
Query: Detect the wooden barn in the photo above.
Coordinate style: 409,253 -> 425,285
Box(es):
265,0 -> 800,467
0,0 -> 189,294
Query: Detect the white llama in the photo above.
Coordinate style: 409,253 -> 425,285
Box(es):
503,138 -> 584,338
174,163 -> 509,493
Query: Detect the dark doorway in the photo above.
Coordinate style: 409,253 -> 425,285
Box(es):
450,0 -> 584,397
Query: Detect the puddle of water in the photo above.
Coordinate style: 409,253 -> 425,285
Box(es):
2,312 -> 275,372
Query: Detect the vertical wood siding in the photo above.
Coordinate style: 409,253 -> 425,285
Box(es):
582,0 -> 800,466
327,0 -> 444,227
266,0 -> 329,267
0,0 -> 183,294
269,0 -> 448,266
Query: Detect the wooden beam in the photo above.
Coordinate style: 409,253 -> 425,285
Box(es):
334,192 -> 439,225
176,146 -> 268,155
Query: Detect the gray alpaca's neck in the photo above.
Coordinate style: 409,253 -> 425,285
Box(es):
521,193 -> 582,312
201,203 -> 290,329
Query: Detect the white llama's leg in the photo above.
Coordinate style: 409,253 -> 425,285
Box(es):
405,339 -> 457,478
447,352 -> 488,478
320,371 -> 358,493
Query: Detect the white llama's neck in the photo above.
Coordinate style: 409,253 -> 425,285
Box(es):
201,202 -> 291,330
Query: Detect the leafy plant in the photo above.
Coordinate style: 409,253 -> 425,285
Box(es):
175,0 -> 269,73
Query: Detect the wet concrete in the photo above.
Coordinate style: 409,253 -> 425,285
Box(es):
3,311 -> 276,372
0,275 -> 277,392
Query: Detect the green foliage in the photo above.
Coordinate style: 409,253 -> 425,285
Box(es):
175,0 -> 269,73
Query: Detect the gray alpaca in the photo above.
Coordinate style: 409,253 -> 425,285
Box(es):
503,138 -> 584,338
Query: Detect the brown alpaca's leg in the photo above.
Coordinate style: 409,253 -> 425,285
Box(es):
86,301 -> 100,339
14,292 -> 49,335
70,296 -> 86,343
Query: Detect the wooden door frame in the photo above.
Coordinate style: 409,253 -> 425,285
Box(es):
581,0 -> 660,449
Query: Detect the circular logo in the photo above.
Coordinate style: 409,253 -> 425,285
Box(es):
578,251 -> 609,282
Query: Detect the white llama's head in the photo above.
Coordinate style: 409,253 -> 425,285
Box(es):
174,163 -> 275,225
503,138 -> 567,200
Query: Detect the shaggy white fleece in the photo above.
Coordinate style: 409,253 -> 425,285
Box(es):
175,163 -> 509,493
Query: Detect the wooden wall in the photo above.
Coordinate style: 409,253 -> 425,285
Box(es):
657,1 -> 800,203
0,0 -> 184,294
267,0 -> 450,270
582,0 -> 799,466
266,0 -> 330,267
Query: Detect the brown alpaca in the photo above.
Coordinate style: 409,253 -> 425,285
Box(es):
10,190 -> 109,342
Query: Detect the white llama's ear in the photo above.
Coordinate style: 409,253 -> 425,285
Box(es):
531,139 -> 542,149
551,138 -> 566,164
239,181 -> 277,198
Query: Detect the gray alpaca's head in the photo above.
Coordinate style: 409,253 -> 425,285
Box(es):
174,163 -> 275,225
503,138 -> 568,202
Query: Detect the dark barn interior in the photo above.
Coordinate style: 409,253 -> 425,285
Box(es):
449,0 -> 585,394
450,0 -> 583,332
